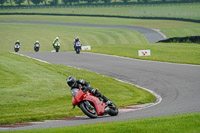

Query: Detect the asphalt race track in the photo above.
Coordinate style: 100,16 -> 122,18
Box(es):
0,51 -> 199,131
0,21 -> 200,131
0,20 -> 165,43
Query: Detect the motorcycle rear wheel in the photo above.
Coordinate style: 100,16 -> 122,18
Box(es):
79,101 -> 97,118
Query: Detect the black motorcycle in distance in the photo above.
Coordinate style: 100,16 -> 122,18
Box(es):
14,44 -> 20,52
34,43 -> 40,52
75,41 -> 82,54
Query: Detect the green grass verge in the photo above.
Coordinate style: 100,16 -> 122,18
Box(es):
0,15 -> 200,65
0,22 -> 146,52
0,3 -> 200,20
0,52 -> 155,125
1,15 -> 200,38
4,113 -> 200,133
92,43 -> 200,65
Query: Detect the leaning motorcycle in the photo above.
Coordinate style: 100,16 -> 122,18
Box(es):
14,44 -> 20,52
71,88 -> 118,118
75,41 -> 82,54
34,44 -> 40,52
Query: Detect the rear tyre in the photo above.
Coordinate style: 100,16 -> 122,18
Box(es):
108,102 -> 118,116
79,101 -> 97,118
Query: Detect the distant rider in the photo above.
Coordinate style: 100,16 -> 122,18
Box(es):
15,40 -> 21,46
66,76 -> 112,105
34,40 -> 40,48
52,37 -> 61,49
73,37 -> 81,49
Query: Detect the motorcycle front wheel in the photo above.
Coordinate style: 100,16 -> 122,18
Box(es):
108,102 -> 119,116
76,49 -> 80,54
79,101 -> 97,118
14,48 -> 19,52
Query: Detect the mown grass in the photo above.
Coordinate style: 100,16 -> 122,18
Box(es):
0,22 -> 146,52
92,43 -> 200,65
0,15 -> 200,64
0,3 -> 200,20
1,15 -> 200,38
0,52 -> 155,125
4,113 -> 200,133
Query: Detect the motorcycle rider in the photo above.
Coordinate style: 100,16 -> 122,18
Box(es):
66,76 -> 112,105
15,40 -> 21,46
34,40 -> 40,48
52,37 -> 61,49
73,37 -> 81,49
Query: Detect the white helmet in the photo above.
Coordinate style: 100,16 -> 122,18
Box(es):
56,37 -> 59,40
36,40 -> 39,43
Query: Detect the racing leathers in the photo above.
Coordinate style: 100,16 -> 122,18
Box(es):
70,79 -> 110,104
52,38 -> 61,49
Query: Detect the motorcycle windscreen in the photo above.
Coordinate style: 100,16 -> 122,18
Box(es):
71,89 -> 79,96
72,89 -> 84,103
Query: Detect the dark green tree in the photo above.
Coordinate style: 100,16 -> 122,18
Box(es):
143,0 -> 148,3
14,0 -> 25,5
122,0 -> 129,3
101,0 -> 111,3
31,0 -> 43,5
81,0 -> 97,4
0,0 -> 6,5
62,0 -> 79,5
49,0 -> 58,5
9,0 -> 13,5
27,0 -> 30,5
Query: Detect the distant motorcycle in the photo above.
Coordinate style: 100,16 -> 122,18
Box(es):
75,41 -> 82,54
71,88 -> 118,118
34,43 -> 40,52
14,44 -> 20,52
54,42 -> 60,52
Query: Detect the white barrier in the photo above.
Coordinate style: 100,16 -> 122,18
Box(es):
82,46 -> 91,50
138,50 -> 151,56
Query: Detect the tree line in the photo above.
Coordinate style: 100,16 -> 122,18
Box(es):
0,0 -> 199,6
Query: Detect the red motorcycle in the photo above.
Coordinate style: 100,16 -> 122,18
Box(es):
71,88 -> 118,118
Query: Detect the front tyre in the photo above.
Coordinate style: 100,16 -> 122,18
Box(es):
14,48 -> 19,52
56,47 -> 59,52
79,101 -> 97,118
108,102 -> 118,116
76,49 -> 80,54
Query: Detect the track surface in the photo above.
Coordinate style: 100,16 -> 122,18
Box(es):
1,52 -> 200,131
0,20 -> 165,43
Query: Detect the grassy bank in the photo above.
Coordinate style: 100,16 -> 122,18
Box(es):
0,52 -> 155,125
0,22 -> 146,52
1,15 -> 200,38
4,113 -> 200,133
0,15 -> 200,65
0,3 -> 200,20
